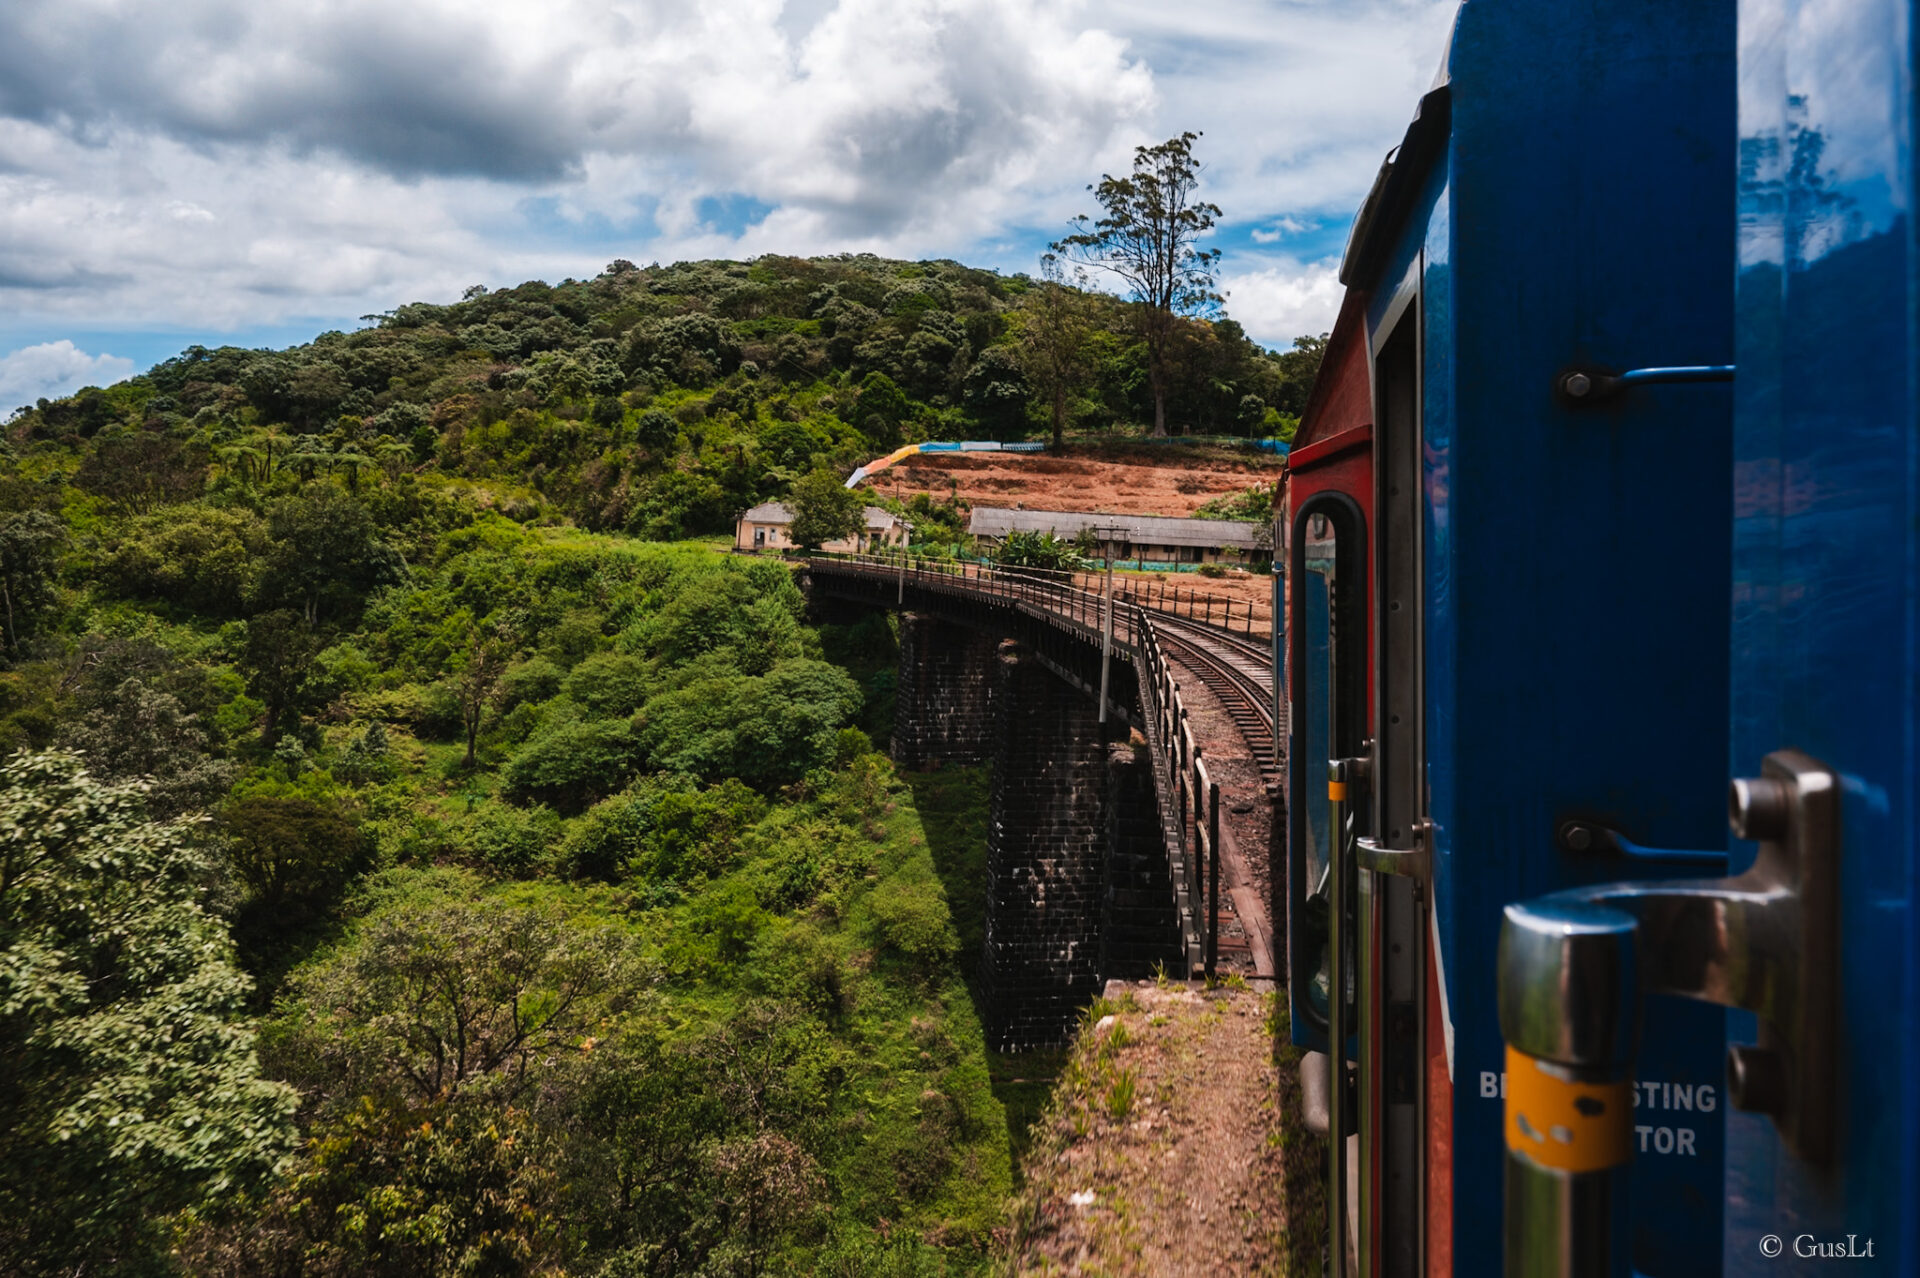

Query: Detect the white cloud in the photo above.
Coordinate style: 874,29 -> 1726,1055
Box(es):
1221,260 -> 1345,346
1250,216 -> 1312,244
0,0 -> 1459,352
0,340 -> 134,411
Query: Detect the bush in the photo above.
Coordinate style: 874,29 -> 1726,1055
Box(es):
562,651 -> 653,717
504,717 -> 643,811
637,659 -> 862,788
1196,562 -> 1227,578
460,801 -> 562,877
865,879 -> 957,976
497,656 -> 565,710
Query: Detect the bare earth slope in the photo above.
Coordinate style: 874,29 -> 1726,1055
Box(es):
876,444 -> 1283,519
998,981 -> 1323,1277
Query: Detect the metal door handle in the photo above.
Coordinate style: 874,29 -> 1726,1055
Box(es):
1356,818 -> 1432,879
1496,750 -> 1838,1277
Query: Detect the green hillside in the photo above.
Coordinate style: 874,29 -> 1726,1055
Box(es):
0,255 -> 1317,1277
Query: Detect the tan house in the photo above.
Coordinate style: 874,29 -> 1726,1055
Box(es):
735,501 -> 907,554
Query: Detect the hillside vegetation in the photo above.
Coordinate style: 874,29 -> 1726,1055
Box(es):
14,254 -> 1317,541
0,254 -> 1317,1277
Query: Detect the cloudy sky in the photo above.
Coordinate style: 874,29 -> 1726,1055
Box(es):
0,0 -> 1457,410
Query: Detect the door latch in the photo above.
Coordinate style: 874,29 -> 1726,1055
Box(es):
1495,750 -> 1839,1276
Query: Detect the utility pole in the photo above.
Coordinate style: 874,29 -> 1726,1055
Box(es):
897,517 -> 909,604
1098,526 -> 1117,727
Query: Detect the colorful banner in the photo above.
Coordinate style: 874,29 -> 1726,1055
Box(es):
844,440 -> 1046,487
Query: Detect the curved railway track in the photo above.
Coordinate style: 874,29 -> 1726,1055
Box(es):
1148,614 -> 1284,787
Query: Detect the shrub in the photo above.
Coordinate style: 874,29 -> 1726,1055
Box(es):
562,651 -> 653,717
460,801 -> 562,877
504,717 -> 643,811
637,659 -> 862,788
865,879 -> 957,976
497,656 -> 565,710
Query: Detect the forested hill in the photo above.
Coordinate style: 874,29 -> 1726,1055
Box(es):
13,253 -> 1318,540
0,253 -> 1313,1277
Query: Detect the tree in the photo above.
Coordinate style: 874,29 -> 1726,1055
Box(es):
633,407 -> 679,458
1016,253 -> 1096,448
220,793 -> 366,979
256,490 -> 407,626
0,511 -> 64,659
196,880 -> 636,1277
1270,331 -> 1331,416
852,371 -> 912,446
454,630 -> 511,769
961,345 -> 1031,435
0,752 -> 297,1274
786,467 -> 864,551
62,676 -> 236,817
1056,131 -> 1223,437
273,883 -> 632,1106
238,609 -> 322,743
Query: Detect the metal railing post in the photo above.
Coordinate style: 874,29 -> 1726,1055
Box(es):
1206,778 -> 1221,978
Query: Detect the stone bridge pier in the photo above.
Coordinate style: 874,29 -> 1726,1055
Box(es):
890,613 -> 1180,1050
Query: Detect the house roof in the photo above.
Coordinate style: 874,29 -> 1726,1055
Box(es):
740,502 -> 900,530
966,507 -> 1260,550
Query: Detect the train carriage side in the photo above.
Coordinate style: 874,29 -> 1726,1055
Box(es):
1289,2 -> 1741,1274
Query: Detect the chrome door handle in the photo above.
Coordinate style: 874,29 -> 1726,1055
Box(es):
1356,818 -> 1432,879
1496,750 -> 1838,1278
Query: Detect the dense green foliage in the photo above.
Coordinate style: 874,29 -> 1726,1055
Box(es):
0,753 -> 297,1276
0,248 -> 1318,1274
2,379 -> 1027,1274
12,254 -> 1315,549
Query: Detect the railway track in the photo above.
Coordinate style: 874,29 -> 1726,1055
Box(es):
1148,614 -> 1283,787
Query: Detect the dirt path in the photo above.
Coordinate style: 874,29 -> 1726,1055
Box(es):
997,981 -> 1322,1276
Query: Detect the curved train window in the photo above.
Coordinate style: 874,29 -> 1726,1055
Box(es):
1287,492 -> 1367,1042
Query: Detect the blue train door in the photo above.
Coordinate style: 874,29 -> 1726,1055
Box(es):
1721,0 -> 1918,1270
1498,4 -> 1919,1272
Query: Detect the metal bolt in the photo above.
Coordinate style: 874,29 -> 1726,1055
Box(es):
1729,776 -> 1790,842
1727,1044 -> 1788,1115
1563,823 -> 1594,853
1562,371 -> 1593,399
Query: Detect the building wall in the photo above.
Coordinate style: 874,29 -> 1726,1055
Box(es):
974,537 -> 1251,566
734,520 -> 905,554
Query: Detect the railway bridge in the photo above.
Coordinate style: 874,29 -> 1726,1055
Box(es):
802,553 -> 1284,1049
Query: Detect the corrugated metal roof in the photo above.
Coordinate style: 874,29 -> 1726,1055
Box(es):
966,507 -> 1259,549
740,502 -> 900,530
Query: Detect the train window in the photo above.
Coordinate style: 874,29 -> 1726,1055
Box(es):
1300,521 -> 1337,1020
1287,492 -> 1367,1043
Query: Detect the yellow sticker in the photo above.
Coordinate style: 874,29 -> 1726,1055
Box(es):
1328,780 -> 1347,801
1504,1045 -> 1632,1173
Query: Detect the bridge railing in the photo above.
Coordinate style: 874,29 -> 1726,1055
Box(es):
806,551 -> 1227,978
796,550 -> 1272,643
1133,608 -> 1223,978
802,551 -> 1130,642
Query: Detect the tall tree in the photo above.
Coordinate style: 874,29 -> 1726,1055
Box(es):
454,626 -> 512,770
1056,131 -> 1222,437
0,511 -> 64,659
0,752 -> 297,1274
1016,253 -> 1096,448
